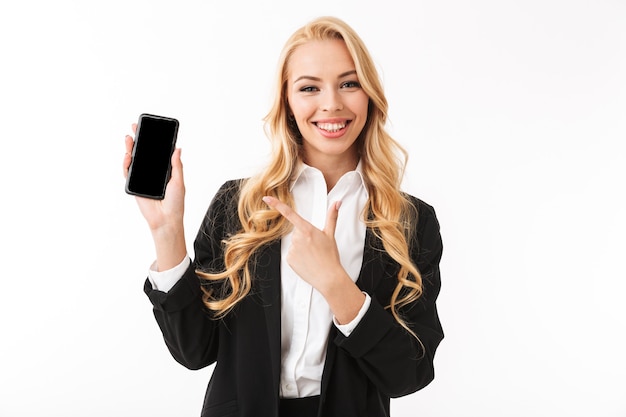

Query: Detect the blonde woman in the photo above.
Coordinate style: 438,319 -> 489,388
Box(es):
123,16 -> 443,417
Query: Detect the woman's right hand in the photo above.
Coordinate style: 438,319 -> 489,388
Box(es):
123,124 -> 187,270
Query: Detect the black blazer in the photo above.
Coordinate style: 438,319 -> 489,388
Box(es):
144,180 -> 444,417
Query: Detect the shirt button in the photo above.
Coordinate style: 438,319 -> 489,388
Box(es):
285,383 -> 295,391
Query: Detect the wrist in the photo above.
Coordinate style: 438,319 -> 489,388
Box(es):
151,224 -> 187,272
150,221 -> 184,239
321,275 -> 365,325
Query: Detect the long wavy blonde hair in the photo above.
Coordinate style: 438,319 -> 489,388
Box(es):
198,16 -> 422,337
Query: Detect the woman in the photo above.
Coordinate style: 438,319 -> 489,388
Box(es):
123,16 -> 443,417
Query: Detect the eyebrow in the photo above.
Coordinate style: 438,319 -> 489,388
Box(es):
293,70 -> 357,83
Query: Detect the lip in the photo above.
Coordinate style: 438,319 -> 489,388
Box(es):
313,118 -> 352,139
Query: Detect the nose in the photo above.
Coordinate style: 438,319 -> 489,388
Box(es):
319,90 -> 344,112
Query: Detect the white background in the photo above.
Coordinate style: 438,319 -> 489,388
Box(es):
1,0 -> 625,416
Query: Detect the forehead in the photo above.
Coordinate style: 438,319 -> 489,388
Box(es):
287,39 -> 356,79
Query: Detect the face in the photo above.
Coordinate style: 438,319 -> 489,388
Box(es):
286,39 -> 369,169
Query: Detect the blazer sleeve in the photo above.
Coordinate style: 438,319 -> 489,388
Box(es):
143,180 -> 241,370
333,197 -> 444,397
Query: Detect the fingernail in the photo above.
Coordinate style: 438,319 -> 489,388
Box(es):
335,201 -> 342,210
262,196 -> 271,204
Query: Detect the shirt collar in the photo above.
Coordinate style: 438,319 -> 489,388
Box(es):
290,160 -> 366,192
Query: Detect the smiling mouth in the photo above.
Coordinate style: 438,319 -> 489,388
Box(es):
315,121 -> 350,132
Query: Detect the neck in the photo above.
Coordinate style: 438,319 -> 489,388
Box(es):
302,154 -> 359,192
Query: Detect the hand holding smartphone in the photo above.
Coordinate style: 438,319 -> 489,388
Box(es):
125,113 -> 179,200
123,114 -> 188,271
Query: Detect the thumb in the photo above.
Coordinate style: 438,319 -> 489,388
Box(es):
170,148 -> 184,181
323,200 -> 341,237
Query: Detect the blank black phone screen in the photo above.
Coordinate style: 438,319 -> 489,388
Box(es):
126,114 -> 179,199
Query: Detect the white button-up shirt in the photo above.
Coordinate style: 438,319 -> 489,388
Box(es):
148,162 -> 370,399
279,162 -> 369,398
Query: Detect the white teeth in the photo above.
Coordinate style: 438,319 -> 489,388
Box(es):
317,122 -> 346,132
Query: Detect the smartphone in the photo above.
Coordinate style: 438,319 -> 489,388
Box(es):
125,113 -> 179,200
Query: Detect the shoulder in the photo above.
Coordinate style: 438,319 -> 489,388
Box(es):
200,179 -> 248,232
213,178 -> 246,200
404,194 -> 436,214
207,178 -> 250,209
402,193 -> 440,230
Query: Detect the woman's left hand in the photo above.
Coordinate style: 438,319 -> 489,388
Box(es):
263,195 -> 366,323
261,196 -> 347,293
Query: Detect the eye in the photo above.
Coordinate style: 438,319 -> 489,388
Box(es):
341,80 -> 361,89
299,86 -> 319,93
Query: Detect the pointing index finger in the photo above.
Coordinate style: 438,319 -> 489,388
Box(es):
262,196 -> 310,230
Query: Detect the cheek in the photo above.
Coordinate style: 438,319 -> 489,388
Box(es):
287,96 -> 306,118
293,104 -> 316,127
349,93 -> 370,117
